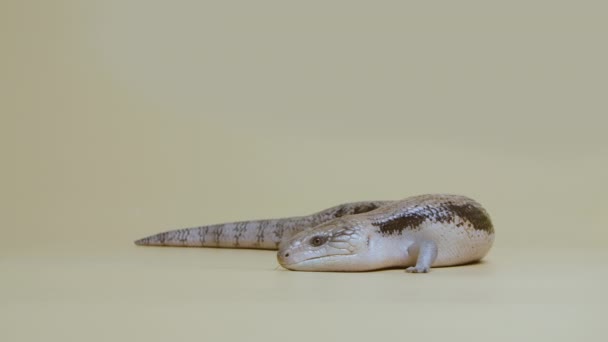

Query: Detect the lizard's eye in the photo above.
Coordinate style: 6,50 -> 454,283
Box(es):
309,235 -> 328,247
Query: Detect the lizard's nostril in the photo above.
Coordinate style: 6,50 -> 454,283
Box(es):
285,253 -> 290,257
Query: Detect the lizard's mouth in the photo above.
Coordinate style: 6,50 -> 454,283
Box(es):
277,250 -> 357,271
278,255 -> 329,268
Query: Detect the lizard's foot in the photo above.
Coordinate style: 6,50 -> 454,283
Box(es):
405,240 -> 437,274
406,266 -> 430,273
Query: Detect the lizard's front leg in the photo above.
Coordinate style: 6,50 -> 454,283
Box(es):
406,240 -> 438,273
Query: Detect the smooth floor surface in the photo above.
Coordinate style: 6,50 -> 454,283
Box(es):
2,245 -> 606,341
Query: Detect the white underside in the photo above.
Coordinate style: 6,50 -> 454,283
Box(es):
365,220 -> 495,269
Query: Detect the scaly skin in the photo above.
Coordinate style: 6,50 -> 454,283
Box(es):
135,194 -> 494,273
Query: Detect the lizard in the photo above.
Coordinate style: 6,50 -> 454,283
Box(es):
134,194 -> 495,273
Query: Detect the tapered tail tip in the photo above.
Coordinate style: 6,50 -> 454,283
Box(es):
134,232 -> 168,246
134,237 -> 149,246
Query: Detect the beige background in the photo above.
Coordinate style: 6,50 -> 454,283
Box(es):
1,1 -> 607,341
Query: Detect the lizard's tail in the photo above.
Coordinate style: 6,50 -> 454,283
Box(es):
134,218 -> 312,250
134,200 -> 391,250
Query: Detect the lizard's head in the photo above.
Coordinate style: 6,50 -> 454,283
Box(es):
277,219 -> 370,271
